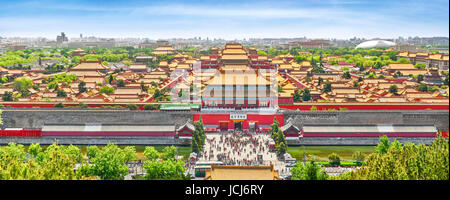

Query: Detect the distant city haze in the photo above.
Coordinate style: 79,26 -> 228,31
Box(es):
0,0 -> 448,40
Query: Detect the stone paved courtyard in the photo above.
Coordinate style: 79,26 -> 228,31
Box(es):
196,131 -> 291,176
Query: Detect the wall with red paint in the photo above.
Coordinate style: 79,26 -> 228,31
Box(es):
42,131 -> 175,137
279,104 -> 449,110
193,114 -> 284,130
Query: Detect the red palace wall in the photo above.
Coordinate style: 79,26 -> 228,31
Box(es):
41,131 -> 175,137
193,114 -> 284,130
301,130 -> 442,138
0,129 -> 42,137
279,104 -> 449,110
2,103 -> 448,110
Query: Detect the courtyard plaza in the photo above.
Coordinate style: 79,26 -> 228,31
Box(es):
197,131 -> 291,177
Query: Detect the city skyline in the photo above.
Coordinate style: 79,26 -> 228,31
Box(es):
0,0 -> 448,40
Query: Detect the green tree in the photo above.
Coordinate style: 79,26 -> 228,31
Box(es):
415,63 -> 426,69
301,88 -> 311,102
417,74 -> 424,83
117,79 -> 126,87
293,90 -> 301,102
367,73 -> 377,79
87,145 -> 100,161
192,117 -> 205,154
123,146 -> 137,163
13,77 -> 33,95
126,104 -> 139,110
322,81 -> 332,93
143,146 -> 160,160
390,139 -> 402,150
339,136 -> 448,180
397,58 -> 411,63
375,135 -> 390,155
388,85 -> 398,94
318,77 -> 323,86
78,81 -> 87,94
291,160 -> 328,180
99,86 -> 114,94
417,83 -> 428,92
342,71 -> 351,79
56,89 -> 67,97
28,143 -> 42,157
143,159 -> 188,180
328,153 -> 341,166
161,146 -> 177,160
2,91 -> 13,101
352,151 -> 365,165
78,142 -> 130,180
54,103 -> 64,108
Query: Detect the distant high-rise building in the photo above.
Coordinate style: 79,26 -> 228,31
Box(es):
80,34 -> 83,39
56,32 -> 68,44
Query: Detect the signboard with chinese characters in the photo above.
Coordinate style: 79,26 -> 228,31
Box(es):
230,113 -> 247,120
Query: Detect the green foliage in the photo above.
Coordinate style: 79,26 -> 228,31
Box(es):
126,104 -> 139,110
143,104 -> 160,110
293,90 -> 301,102
342,71 -> 351,79
291,160 -> 329,180
78,142 -> 134,180
301,88 -> 311,102
352,151 -> 365,165
310,106 -> 318,111
13,77 -> 33,95
388,85 -> 398,94
56,89 -> 67,97
0,142 -> 88,180
318,77 -> 323,86
271,117 -> 287,156
417,74 -> 424,82
417,83 -> 428,92
415,63 -> 426,69
99,86 -> 114,94
123,146 -> 137,162
78,81 -> 87,94
2,91 -> 13,101
143,146 -> 159,160
117,79 -> 126,87
143,159 -> 188,180
397,58 -> 411,63
321,81 -> 332,93
161,146 -> 177,160
340,66 -> 350,71
328,153 -> 341,166
375,135 -> 390,155
367,72 -> 377,79
87,146 -> 100,161
54,103 -> 65,108
192,117 -> 206,154
339,136 -> 449,180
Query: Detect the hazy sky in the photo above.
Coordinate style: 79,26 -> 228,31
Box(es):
0,0 -> 448,39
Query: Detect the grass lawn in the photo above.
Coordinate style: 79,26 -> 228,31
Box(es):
288,146 -> 376,162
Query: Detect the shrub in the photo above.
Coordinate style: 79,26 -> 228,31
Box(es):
78,102 -> 88,108
352,151 -> 365,165
310,106 -> 318,111
99,86 -> 114,94
54,103 -> 64,108
126,104 -> 139,110
143,104 -> 160,110
328,153 -> 341,166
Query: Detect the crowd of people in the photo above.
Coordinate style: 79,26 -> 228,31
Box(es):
200,131 -> 278,166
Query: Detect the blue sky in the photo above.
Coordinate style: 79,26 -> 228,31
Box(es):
0,0 -> 448,39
